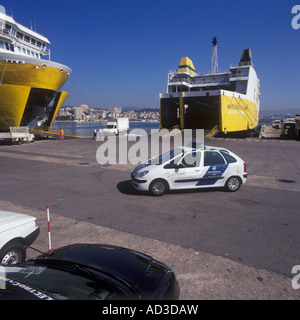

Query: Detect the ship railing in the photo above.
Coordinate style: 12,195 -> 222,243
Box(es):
2,27 -> 12,35
14,36 -> 50,55
169,69 -> 230,76
0,28 -> 50,56
0,27 -> 13,39
169,77 -> 190,84
169,76 -> 230,85
229,62 -> 255,69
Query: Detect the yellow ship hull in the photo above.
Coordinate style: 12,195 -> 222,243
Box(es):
219,94 -> 259,133
0,57 -> 71,131
159,90 -> 259,135
0,84 -> 31,131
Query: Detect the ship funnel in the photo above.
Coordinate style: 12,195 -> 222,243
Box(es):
239,49 -> 252,66
177,57 -> 197,76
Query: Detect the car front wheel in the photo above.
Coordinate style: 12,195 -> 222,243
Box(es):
149,179 -> 168,196
225,176 -> 242,192
0,242 -> 26,265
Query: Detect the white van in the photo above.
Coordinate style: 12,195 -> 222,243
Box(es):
0,210 -> 39,265
102,118 -> 129,135
131,146 -> 247,196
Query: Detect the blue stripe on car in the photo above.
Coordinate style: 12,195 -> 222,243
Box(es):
196,164 -> 228,186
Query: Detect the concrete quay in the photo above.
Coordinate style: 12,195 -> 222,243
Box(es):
0,135 -> 300,300
260,125 -> 281,139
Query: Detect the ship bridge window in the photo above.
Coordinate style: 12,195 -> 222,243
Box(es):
31,39 -> 36,45
17,32 -> 24,40
25,35 -> 30,43
168,86 -> 176,93
4,24 -> 11,34
37,41 -> 41,48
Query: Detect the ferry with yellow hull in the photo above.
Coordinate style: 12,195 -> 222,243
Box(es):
159,40 -> 260,137
0,9 -> 71,131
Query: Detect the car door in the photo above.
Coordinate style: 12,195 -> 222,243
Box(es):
165,151 -> 202,189
196,150 -> 229,187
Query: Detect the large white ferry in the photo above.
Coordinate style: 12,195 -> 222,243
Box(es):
0,9 -> 71,131
159,39 -> 260,137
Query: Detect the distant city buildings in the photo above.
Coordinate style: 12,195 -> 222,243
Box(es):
73,107 -> 83,120
56,105 -> 160,122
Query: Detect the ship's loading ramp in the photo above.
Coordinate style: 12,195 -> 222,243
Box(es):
160,93 -> 220,137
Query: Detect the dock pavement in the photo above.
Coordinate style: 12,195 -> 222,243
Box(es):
0,130 -> 300,300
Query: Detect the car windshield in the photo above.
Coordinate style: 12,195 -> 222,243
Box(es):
150,148 -> 185,165
0,263 -> 127,300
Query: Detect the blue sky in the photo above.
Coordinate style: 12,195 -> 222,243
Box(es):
1,0 -> 300,111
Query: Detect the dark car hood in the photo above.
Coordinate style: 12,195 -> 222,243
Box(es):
32,243 -> 171,298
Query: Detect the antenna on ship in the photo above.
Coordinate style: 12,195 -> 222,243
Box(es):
211,37 -> 218,74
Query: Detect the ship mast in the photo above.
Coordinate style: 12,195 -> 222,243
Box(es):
211,37 -> 218,74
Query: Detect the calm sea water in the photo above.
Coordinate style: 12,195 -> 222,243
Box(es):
30,119 -> 270,137
48,121 -> 160,137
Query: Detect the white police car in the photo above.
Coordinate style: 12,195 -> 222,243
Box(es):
131,146 -> 247,196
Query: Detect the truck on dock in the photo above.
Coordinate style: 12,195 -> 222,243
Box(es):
295,114 -> 300,138
0,127 -> 35,144
280,120 -> 298,140
102,118 -> 129,135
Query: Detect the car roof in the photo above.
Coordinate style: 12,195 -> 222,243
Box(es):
178,145 -> 231,154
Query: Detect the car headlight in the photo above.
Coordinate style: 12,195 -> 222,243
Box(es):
136,170 -> 149,178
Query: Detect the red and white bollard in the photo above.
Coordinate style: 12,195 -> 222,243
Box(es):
46,202 -> 52,252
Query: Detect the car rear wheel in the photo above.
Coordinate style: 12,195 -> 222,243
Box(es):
225,176 -> 242,192
0,242 -> 26,265
149,179 -> 168,196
